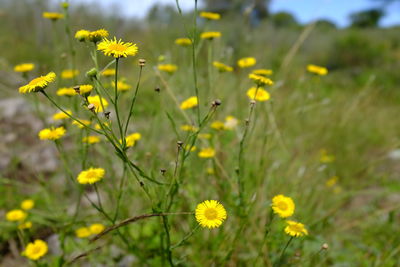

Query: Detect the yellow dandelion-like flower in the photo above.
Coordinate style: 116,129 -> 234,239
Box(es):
89,223 -> 105,234
88,29 -> 109,43
38,126 -> 66,140
271,194 -> 295,218
248,73 -> 274,86
252,69 -> 273,76
14,63 -> 35,73
198,148 -> 215,158
57,87 -> 76,96
42,12 -> 64,21
307,64 -> 328,76
72,119 -> 91,129
22,240 -> 48,261
79,84 -> 93,95
181,124 -> 198,132
213,61 -> 233,72
87,95 -> 109,112
175,38 -> 192,46
75,29 -> 90,41
185,145 -> 197,152
21,199 -> 34,210
195,200 -> 227,229
77,167 -> 105,184
94,122 -> 110,130
237,57 -> 256,68
200,31 -> 221,40
180,96 -> 198,110
6,209 -> 27,222
319,149 -> 335,163
158,64 -> 178,74
284,220 -> 308,237
112,80 -> 132,91
211,120 -> 225,130
75,227 -> 91,238
82,136 -> 101,144
247,87 -> 270,102
52,110 -> 72,120
61,69 -> 79,79
123,132 -> 142,147
224,116 -> 239,130
19,72 -> 56,94
101,69 -> 116,77
18,221 -> 33,230
198,133 -> 212,139
326,176 -> 339,187
97,37 -> 138,58
200,11 -> 221,20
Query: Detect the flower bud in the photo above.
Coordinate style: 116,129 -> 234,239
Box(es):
86,68 -> 98,78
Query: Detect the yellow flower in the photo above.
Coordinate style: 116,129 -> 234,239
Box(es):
14,63 -> 35,73
195,200 -> 227,229
184,145 -> 197,152
87,95 -> 109,112
61,69 -> 79,79
326,176 -> 339,187
247,87 -> 270,102
97,37 -> 138,58
95,122 -> 110,130
42,12 -> 64,21
211,120 -> 225,130
18,221 -> 33,230
252,69 -> 273,76
72,119 -> 91,129
82,136 -> 101,144
112,80 -> 132,91
224,116 -> 239,130
206,168 -> 215,175
101,69 -> 116,77
271,194 -> 295,218
200,31 -> 221,40
200,11 -> 221,20
213,61 -> 233,72
284,220 -> 308,237
22,240 -> 48,260
158,64 -> 178,74
21,199 -> 34,210
248,73 -> 274,86
88,29 -> 109,43
175,38 -> 192,46
89,223 -> 105,234
57,87 -> 76,96
75,29 -> 90,41
38,126 -> 66,140
180,96 -> 198,110
320,149 -> 335,163
19,72 -> 56,94
52,110 -> 72,120
199,133 -> 212,139
237,57 -> 256,68
77,167 -> 105,184
6,209 -> 27,221
307,64 -> 328,75
198,148 -> 215,158
124,133 -> 142,147
79,84 -> 93,95
181,124 -> 198,132
75,227 -> 91,238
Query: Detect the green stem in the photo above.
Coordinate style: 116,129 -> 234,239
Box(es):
114,58 -> 125,144
277,236 -> 294,266
124,65 -> 143,136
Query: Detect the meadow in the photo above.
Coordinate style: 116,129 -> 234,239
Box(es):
1,0 -> 400,266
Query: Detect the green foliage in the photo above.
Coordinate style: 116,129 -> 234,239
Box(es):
350,8 -> 385,28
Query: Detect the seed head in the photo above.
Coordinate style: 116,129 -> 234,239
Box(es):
87,103 -> 96,111
73,85 -> 80,94
139,59 -> 146,67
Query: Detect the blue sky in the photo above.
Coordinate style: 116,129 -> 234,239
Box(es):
70,0 -> 400,27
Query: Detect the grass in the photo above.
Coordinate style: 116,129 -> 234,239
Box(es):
0,0 -> 399,266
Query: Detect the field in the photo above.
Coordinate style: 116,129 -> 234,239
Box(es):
1,1 -> 400,266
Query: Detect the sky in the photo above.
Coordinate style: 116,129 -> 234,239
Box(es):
69,0 -> 400,27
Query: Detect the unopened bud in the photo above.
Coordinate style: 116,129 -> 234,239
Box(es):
160,169 -> 167,175
86,68 -> 98,78
61,2 -> 69,9
250,100 -> 256,105
139,59 -> 146,67
212,99 -> 222,106
73,85 -> 80,94
87,103 -> 95,111
322,243 -> 329,250
104,111 -> 111,119
154,87 -> 161,92
177,141 -> 184,147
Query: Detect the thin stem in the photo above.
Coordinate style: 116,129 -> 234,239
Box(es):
278,236 -> 294,266
114,58 -> 125,144
171,225 -> 200,249
124,65 -> 143,136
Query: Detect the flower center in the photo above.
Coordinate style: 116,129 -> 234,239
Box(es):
31,246 -> 42,254
108,43 -> 127,52
86,170 -> 97,179
277,201 -> 288,210
289,224 -> 302,232
204,208 -> 218,220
